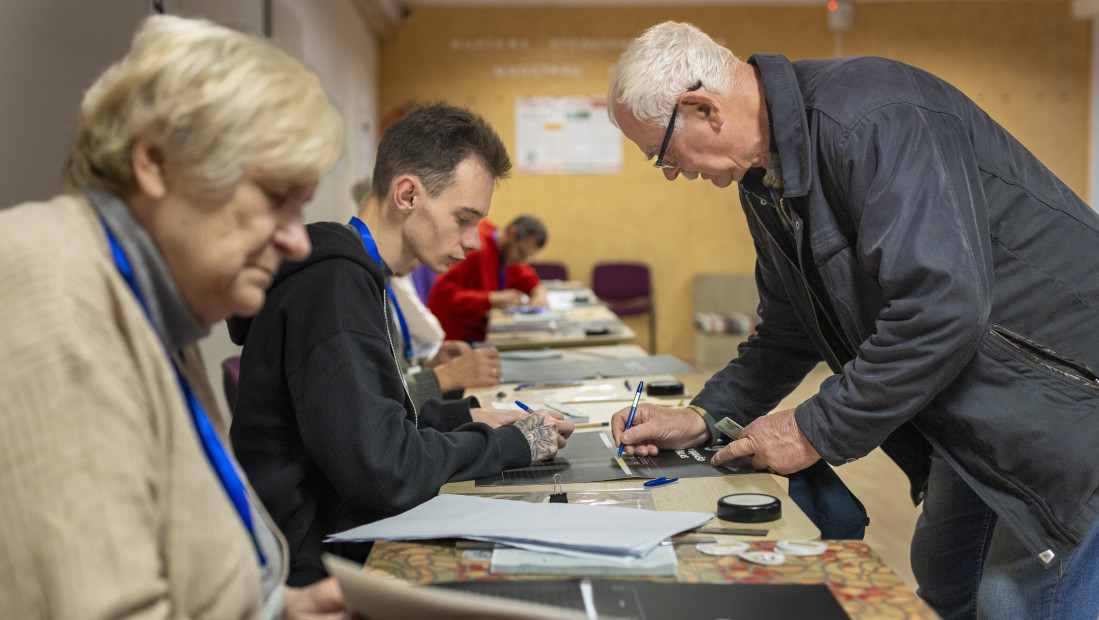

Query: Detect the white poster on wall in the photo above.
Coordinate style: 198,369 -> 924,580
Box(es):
515,97 -> 622,174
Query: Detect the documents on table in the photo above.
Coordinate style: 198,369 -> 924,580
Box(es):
325,494 -> 712,561
491,544 -> 679,576
475,430 -> 754,486
500,355 -> 699,384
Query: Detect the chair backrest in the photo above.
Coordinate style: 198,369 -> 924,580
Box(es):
530,261 -> 569,281
591,262 -> 651,301
409,264 -> 437,304
222,355 -> 241,415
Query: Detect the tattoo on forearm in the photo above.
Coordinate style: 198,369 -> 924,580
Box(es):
516,415 -> 557,460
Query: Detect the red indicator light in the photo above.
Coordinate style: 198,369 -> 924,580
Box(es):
827,0 -> 839,10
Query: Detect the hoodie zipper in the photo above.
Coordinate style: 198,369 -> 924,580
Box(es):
384,294 -> 418,426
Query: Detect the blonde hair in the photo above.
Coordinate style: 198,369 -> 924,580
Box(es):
608,22 -> 739,130
65,15 -> 342,200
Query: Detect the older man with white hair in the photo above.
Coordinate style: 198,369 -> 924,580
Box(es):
607,20 -> 1099,620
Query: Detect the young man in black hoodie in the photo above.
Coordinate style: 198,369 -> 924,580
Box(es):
228,104 -> 573,586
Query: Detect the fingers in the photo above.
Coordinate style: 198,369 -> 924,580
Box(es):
475,346 -> 500,360
539,408 -> 565,421
444,340 -> 472,355
553,417 -> 575,439
710,436 -> 756,467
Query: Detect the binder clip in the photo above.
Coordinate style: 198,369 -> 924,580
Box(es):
548,473 -> 567,503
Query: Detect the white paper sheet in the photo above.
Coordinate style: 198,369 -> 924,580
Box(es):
326,495 -> 712,560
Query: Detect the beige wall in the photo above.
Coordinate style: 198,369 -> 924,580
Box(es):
378,2 -> 1090,362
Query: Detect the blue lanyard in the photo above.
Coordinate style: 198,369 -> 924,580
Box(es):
99,220 -> 265,566
493,228 -> 506,290
348,217 -> 412,359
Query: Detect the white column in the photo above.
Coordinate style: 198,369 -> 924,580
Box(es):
1073,0 -> 1099,209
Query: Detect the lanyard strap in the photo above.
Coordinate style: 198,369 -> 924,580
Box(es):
349,217 -> 412,359
99,219 -> 265,566
493,228 -> 506,290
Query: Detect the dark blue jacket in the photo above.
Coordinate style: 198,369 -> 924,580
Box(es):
693,54 -> 1099,563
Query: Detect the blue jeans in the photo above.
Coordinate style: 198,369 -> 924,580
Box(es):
911,454 -> 1099,619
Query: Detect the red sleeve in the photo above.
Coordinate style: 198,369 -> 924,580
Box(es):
506,263 -> 541,294
427,223 -> 498,341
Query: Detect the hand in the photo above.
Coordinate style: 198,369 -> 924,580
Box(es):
514,410 -> 575,461
423,340 -> 472,368
710,409 -> 821,474
527,285 -> 549,309
471,406 -> 565,429
282,577 -> 345,620
611,404 -> 710,457
433,347 -> 501,392
489,288 -> 526,309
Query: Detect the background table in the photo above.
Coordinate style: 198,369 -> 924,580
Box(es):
487,287 -> 636,350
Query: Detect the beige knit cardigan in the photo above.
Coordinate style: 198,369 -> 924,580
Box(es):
0,194 -> 288,619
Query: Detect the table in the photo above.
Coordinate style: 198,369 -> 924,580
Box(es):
365,539 -> 937,619
487,286 -> 636,351
412,347 -> 937,617
441,475 -> 819,541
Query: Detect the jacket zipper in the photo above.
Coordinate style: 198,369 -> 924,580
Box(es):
991,324 -> 1099,389
745,192 -> 845,373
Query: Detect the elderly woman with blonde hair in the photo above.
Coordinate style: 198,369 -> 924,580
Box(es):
0,15 -> 344,619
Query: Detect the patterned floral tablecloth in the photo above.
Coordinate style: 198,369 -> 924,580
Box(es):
366,538 -> 938,619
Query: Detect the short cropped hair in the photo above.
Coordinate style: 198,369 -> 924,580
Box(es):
372,103 -> 511,200
509,215 -> 547,248
65,15 -> 342,201
608,21 -> 739,131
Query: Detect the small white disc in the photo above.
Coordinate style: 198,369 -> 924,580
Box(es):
739,550 -> 786,565
695,540 -> 750,556
776,539 -> 829,556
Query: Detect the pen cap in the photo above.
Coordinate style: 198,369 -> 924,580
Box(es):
646,380 -> 684,397
717,493 -> 782,523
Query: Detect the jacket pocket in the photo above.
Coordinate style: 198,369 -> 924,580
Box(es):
989,324 -> 1099,400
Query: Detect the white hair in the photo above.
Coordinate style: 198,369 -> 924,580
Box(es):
607,22 -> 740,131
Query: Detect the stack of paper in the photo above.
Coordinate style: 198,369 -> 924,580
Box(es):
491,545 -> 679,576
326,495 -> 712,561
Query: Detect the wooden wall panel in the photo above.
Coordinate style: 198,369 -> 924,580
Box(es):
379,2 -> 1089,362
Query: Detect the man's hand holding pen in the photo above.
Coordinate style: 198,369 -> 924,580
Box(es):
611,404 -> 710,457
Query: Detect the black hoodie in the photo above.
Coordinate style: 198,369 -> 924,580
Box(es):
228,222 -> 530,586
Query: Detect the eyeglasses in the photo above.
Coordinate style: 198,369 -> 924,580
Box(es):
653,81 -> 703,170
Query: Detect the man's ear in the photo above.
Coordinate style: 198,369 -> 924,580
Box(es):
392,175 -> 417,214
131,135 -> 168,199
680,91 -> 724,132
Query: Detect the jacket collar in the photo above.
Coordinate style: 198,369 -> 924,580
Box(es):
749,53 -> 812,197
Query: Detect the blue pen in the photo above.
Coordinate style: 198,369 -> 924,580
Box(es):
514,400 -> 534,413
643,476 -> 679,487
616,381 -> 644,459
515,381 -> 582,391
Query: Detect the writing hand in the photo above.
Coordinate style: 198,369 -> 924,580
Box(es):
489,288 -> 526,309
423,340 -> 473,368
709,409 -> 821,474
471,407 -> 529,428
433,347 -> 501,392
611,403 -> 709,457
514,410 -> 574,461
